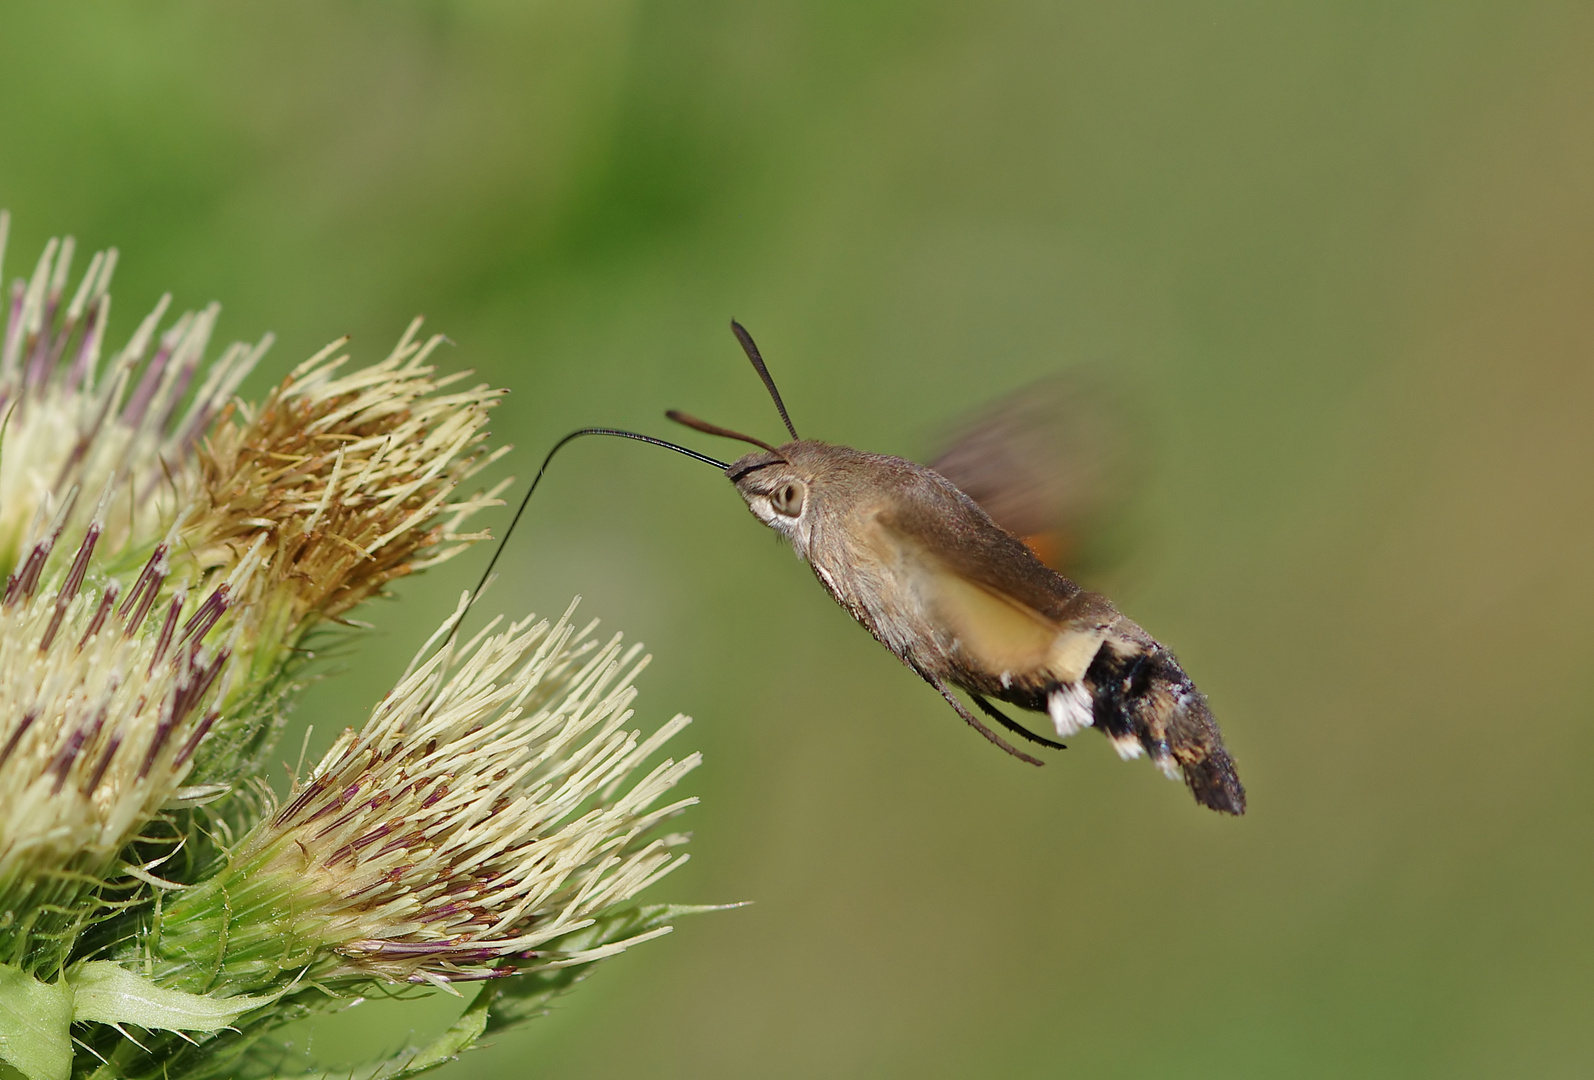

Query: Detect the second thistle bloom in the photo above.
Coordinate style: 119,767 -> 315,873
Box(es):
136,599 -> 700,995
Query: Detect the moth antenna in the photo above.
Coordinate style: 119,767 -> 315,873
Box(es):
730,320 -> 800,440
666,409 -> 786,457
464,428 -> 727,619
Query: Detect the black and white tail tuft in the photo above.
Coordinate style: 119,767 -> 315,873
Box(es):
1085,641 -> 1247,815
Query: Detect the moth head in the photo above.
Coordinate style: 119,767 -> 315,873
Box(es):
727,444 -> 816,542
669,321 -> 836,551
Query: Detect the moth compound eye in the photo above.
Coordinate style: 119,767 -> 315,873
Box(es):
770,481 -> 805,517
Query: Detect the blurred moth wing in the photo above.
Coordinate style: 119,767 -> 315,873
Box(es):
929,368 -> 1142,578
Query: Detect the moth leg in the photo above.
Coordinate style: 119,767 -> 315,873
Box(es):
970,694 -> 1066,751
920,674 -> 1044,766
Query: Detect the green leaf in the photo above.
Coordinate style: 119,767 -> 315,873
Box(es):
377,990 -> 492,1079
67,962 -> 277,1031
0,964 -> 73,1080
277,989 -> 493,1080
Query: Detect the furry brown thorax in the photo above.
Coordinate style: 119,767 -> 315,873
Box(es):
728,439 -> 1245,815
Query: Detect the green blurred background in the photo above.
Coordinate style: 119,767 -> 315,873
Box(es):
4,2 -> 1593,1075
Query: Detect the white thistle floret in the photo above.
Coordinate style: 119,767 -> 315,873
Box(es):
0,217 -> 266,574
0,535 -> 252,912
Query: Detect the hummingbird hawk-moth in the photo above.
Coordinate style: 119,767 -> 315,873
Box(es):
476,323 -> 1245,815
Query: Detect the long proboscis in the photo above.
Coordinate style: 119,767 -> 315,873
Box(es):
466,428 -> 728,610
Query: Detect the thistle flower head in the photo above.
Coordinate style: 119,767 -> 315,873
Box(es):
141,597 -> 700,991
0,216 -> 506,975
0,217 -> 719,1080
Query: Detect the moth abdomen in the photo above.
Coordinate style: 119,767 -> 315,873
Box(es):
1082,642 -> 1246,815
